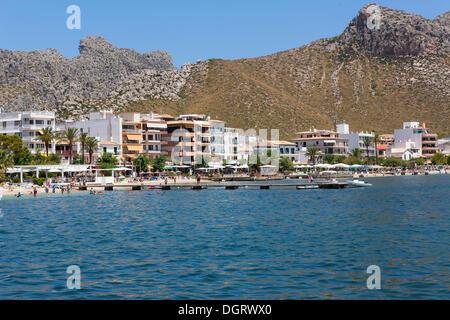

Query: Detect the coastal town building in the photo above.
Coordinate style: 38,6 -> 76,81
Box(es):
0,110 -> 56,154
393,122 -> 441,159
119,113 -> 144,163
162,114 -> 212,166
140,113 -> 168,160
56,110 -> 123,162
336,121 -> 375,157
291,129 -> 348,162
379,134 -> 394,146
209,120 -> 226,165
223,127 -> 240,164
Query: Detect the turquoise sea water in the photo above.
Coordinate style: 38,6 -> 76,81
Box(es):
0,175 -> 448,299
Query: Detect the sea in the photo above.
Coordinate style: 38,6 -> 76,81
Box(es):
0,175 -> 448,299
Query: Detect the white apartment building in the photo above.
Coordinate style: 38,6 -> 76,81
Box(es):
0,110 -> 56,154
336,121 -> 374,157
141,113 -> 168,160
391,122 -> 441,159
209,120 -> 226,164
223,127 -> 239,164
57,110 -> 123,161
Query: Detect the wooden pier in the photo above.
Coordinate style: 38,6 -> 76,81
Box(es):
79,181 -> 348,191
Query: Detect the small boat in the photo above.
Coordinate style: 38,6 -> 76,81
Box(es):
348,179 -> 372,187
0,187 -> 3,200
296,185 -> 319,190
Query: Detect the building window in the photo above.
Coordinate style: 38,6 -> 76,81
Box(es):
114,147 -> 118,155
36,120 -> 44,125
103,147 -> 107,153
47,120 -> 52,125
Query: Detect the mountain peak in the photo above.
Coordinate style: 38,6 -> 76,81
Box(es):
79,35 -> 113,55
338,4 -> 449,56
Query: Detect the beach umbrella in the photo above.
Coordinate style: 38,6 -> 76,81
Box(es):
333,163 -> 350,169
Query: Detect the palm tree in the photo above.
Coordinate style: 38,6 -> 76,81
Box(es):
306,147 -> 319,165
34,127 -> 55,157
363,137 -> 373,165
78,132 -> 88,164
373,133 -> 380,165
0,150 -> 14,174
85,137 -> 99,165
57,127 -> 79,164
352,148 -> 361,159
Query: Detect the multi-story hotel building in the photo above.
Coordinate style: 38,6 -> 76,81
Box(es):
291,129 -> 348,162
209,120 -> 226,164
162,115 -> 212,166
0,110 -> 56,154
140,113 -> 168,160
119,113 -> 144,163
393,122 -> 441,159
336,121 -> 375,157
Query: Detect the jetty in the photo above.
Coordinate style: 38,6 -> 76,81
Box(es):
79,181 -> 349,191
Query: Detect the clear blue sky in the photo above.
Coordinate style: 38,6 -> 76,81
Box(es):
0,1 -> 448,67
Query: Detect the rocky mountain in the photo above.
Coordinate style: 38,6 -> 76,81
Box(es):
0,35 -> 191,118
1,4 -> 449,138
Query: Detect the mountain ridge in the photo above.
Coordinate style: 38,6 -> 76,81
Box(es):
0,4 -> 449,138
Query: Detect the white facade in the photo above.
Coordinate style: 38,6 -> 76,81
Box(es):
336,121 -> 374,157
57,111 -> 123,158
0,110 -> 56,154
393,124 -> 424,156
210,121 -> 226,163
223,127 -> 239,164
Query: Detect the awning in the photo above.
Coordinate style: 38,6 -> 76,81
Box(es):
126,134 -> 142,141
126,145 -> 143,151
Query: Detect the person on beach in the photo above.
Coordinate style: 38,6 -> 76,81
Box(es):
196,174 -> 201,185
45,186 -> 49,194
33,187 -> 37,198
61,187 -> 65,194
52,185 -> 56,193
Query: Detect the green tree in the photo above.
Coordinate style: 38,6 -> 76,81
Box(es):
306,147 -> 319,165
352,148 -> 361,159
32,150 -> 46,164
133,154 -> 150,175
151,155 -> 167,172
279,157 -> 294,172
0,150 -> 14,176
363,137 -> 373,165
373,133 -> 380,165
57,128 -> 79,164
447,155 -> 450,165
78,132 -> 89,164
85,137 -> 99,164
248,154 -> 262,172
323,154 -> 335,164
48,153 -> 61,164
34,127 -> 55,157
0,135 -> 32,165
97,152 -> 117,176
412,158 -> 425,166
383,157 -> 403,167
195,154 -> 211,168
72,154 -> 84,165
430,153 -> 446,165
334,155 -> 346,164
